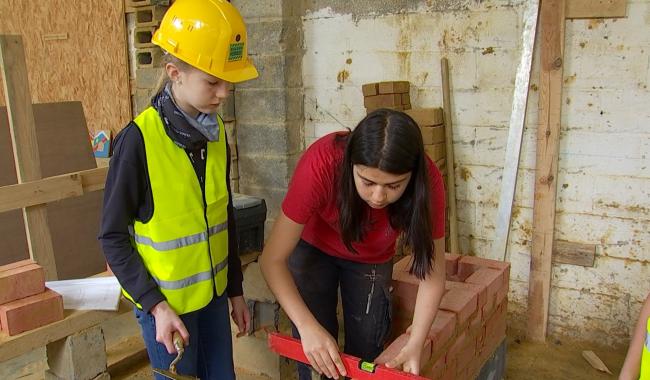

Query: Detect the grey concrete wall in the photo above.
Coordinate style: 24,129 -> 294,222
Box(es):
232,0 -> 305,227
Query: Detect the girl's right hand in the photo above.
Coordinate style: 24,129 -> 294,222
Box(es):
150,301 -> 190,354
298,321 -> 347,379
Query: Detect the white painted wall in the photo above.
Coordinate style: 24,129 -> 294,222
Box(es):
301,0 -> 650,346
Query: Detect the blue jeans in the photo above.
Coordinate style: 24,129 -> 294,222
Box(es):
134,293 -> 235,380
288,240 -> 393,380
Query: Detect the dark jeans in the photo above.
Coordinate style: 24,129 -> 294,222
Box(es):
288,240 -> 393,380
134,293 -> 235,380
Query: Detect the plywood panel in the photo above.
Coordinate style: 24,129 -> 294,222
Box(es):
0,0 -> 132,136
0,102 -> 106,279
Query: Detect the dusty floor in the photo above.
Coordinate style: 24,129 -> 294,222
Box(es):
114,333 -> 628,379
505,333 -> 626,380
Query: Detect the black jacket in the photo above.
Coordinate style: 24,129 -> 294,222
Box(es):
99,121 -> 243,313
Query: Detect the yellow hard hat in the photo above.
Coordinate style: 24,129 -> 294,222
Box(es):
152,0 -> 258,83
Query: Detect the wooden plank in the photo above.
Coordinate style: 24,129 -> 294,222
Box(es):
0,175 -> 83,213
441,58 -> 459,255
0,167 -> 107,213
0,298 -> 131,362
527,0 -> 566,343
0,0 -> 132,135
552,240 -> 596,267
0,35 -> 58,281
493,0 -> 540,262
0,102 -> 108,279
566,0 -> 626,19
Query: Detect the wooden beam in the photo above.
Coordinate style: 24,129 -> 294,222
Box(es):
553,240 -> 596,267
0,167 -> 108,213
0,35 -> 58,280
527,0 -> 566,343
566,0 -> 626,19
441,58 -> 460,255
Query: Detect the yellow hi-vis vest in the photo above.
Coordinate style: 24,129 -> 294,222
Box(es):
641,317 -> 650,379
123,107 -> 229,315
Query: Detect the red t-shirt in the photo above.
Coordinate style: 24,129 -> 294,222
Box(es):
282,132 -> 446,264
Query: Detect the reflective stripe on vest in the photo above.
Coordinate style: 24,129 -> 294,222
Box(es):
123,107 -> 229,315
642,317 -> 650,379
130,221 -> 228,252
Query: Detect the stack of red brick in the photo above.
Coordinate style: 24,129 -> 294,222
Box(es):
0,260 -> 64,336
362,81 -> 412,112
377,254 -> 510,379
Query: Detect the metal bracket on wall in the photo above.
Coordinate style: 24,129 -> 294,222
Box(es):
493,0 -> 540,262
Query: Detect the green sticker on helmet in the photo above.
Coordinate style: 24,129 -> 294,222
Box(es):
228,42 -> 244,61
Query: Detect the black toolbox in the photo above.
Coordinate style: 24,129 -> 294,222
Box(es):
232,193 -> 267,255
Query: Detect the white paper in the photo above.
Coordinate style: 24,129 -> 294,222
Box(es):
45,276 -> 121,311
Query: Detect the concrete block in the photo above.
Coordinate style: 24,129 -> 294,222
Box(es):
46,325 -> 107,380
126,0 -> 169,6
236,121 -> 302,157
134,5 -> 167,27
134,26 -> 156,48
247,20 -> 302,56
232,0 -> 302,18
439,288 -> 478,326
135,47 -> 163,68
243,262 -> 276,303
219,94 -> 236,122
238,154 -> 297,190
0,288 -> 64,336
235,88 -> 303,124
0,263 -> 45,304
236,54 -> 302,89
134,67 -> 162,90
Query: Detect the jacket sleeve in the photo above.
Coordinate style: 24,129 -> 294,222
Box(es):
225,138 -> 244,297
98,124 -> 165,312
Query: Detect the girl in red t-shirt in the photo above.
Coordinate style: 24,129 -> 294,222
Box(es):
260,109 -> 446,378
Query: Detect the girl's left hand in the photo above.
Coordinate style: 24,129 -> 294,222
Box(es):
383,339 -> 424,375
230,296 -> 251,337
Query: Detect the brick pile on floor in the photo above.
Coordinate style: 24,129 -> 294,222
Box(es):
0,259 -> 64,336
377,254 -> 510,379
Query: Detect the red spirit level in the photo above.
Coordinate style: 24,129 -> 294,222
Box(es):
267,332 -> 428,380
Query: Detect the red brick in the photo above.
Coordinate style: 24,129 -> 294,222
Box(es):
422,353 -> 446,379
374,333 -> 431,369
0,263 -> 45,304
0,288 -> 64,336
456,261 -> 479,282
439,288 -> 478,326
0,259 -> 36,273
378,81 -> 409,94
407,310 -> 457,356
362,82 -> 378,96
364,93 -> 402,109
446,280 -> 486,309
466,268 -> 502,308
496,277 -> 510,306
459,255 -> 510,282
455,343 -> 476,377
444,253 -> 459,279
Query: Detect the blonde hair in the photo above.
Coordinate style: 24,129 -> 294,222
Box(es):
151,53 -> 193,100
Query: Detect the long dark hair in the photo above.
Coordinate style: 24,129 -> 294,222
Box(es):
337,108 -> 435,279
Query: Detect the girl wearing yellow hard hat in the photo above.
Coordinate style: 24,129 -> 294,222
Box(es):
99,1 -> 257,378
